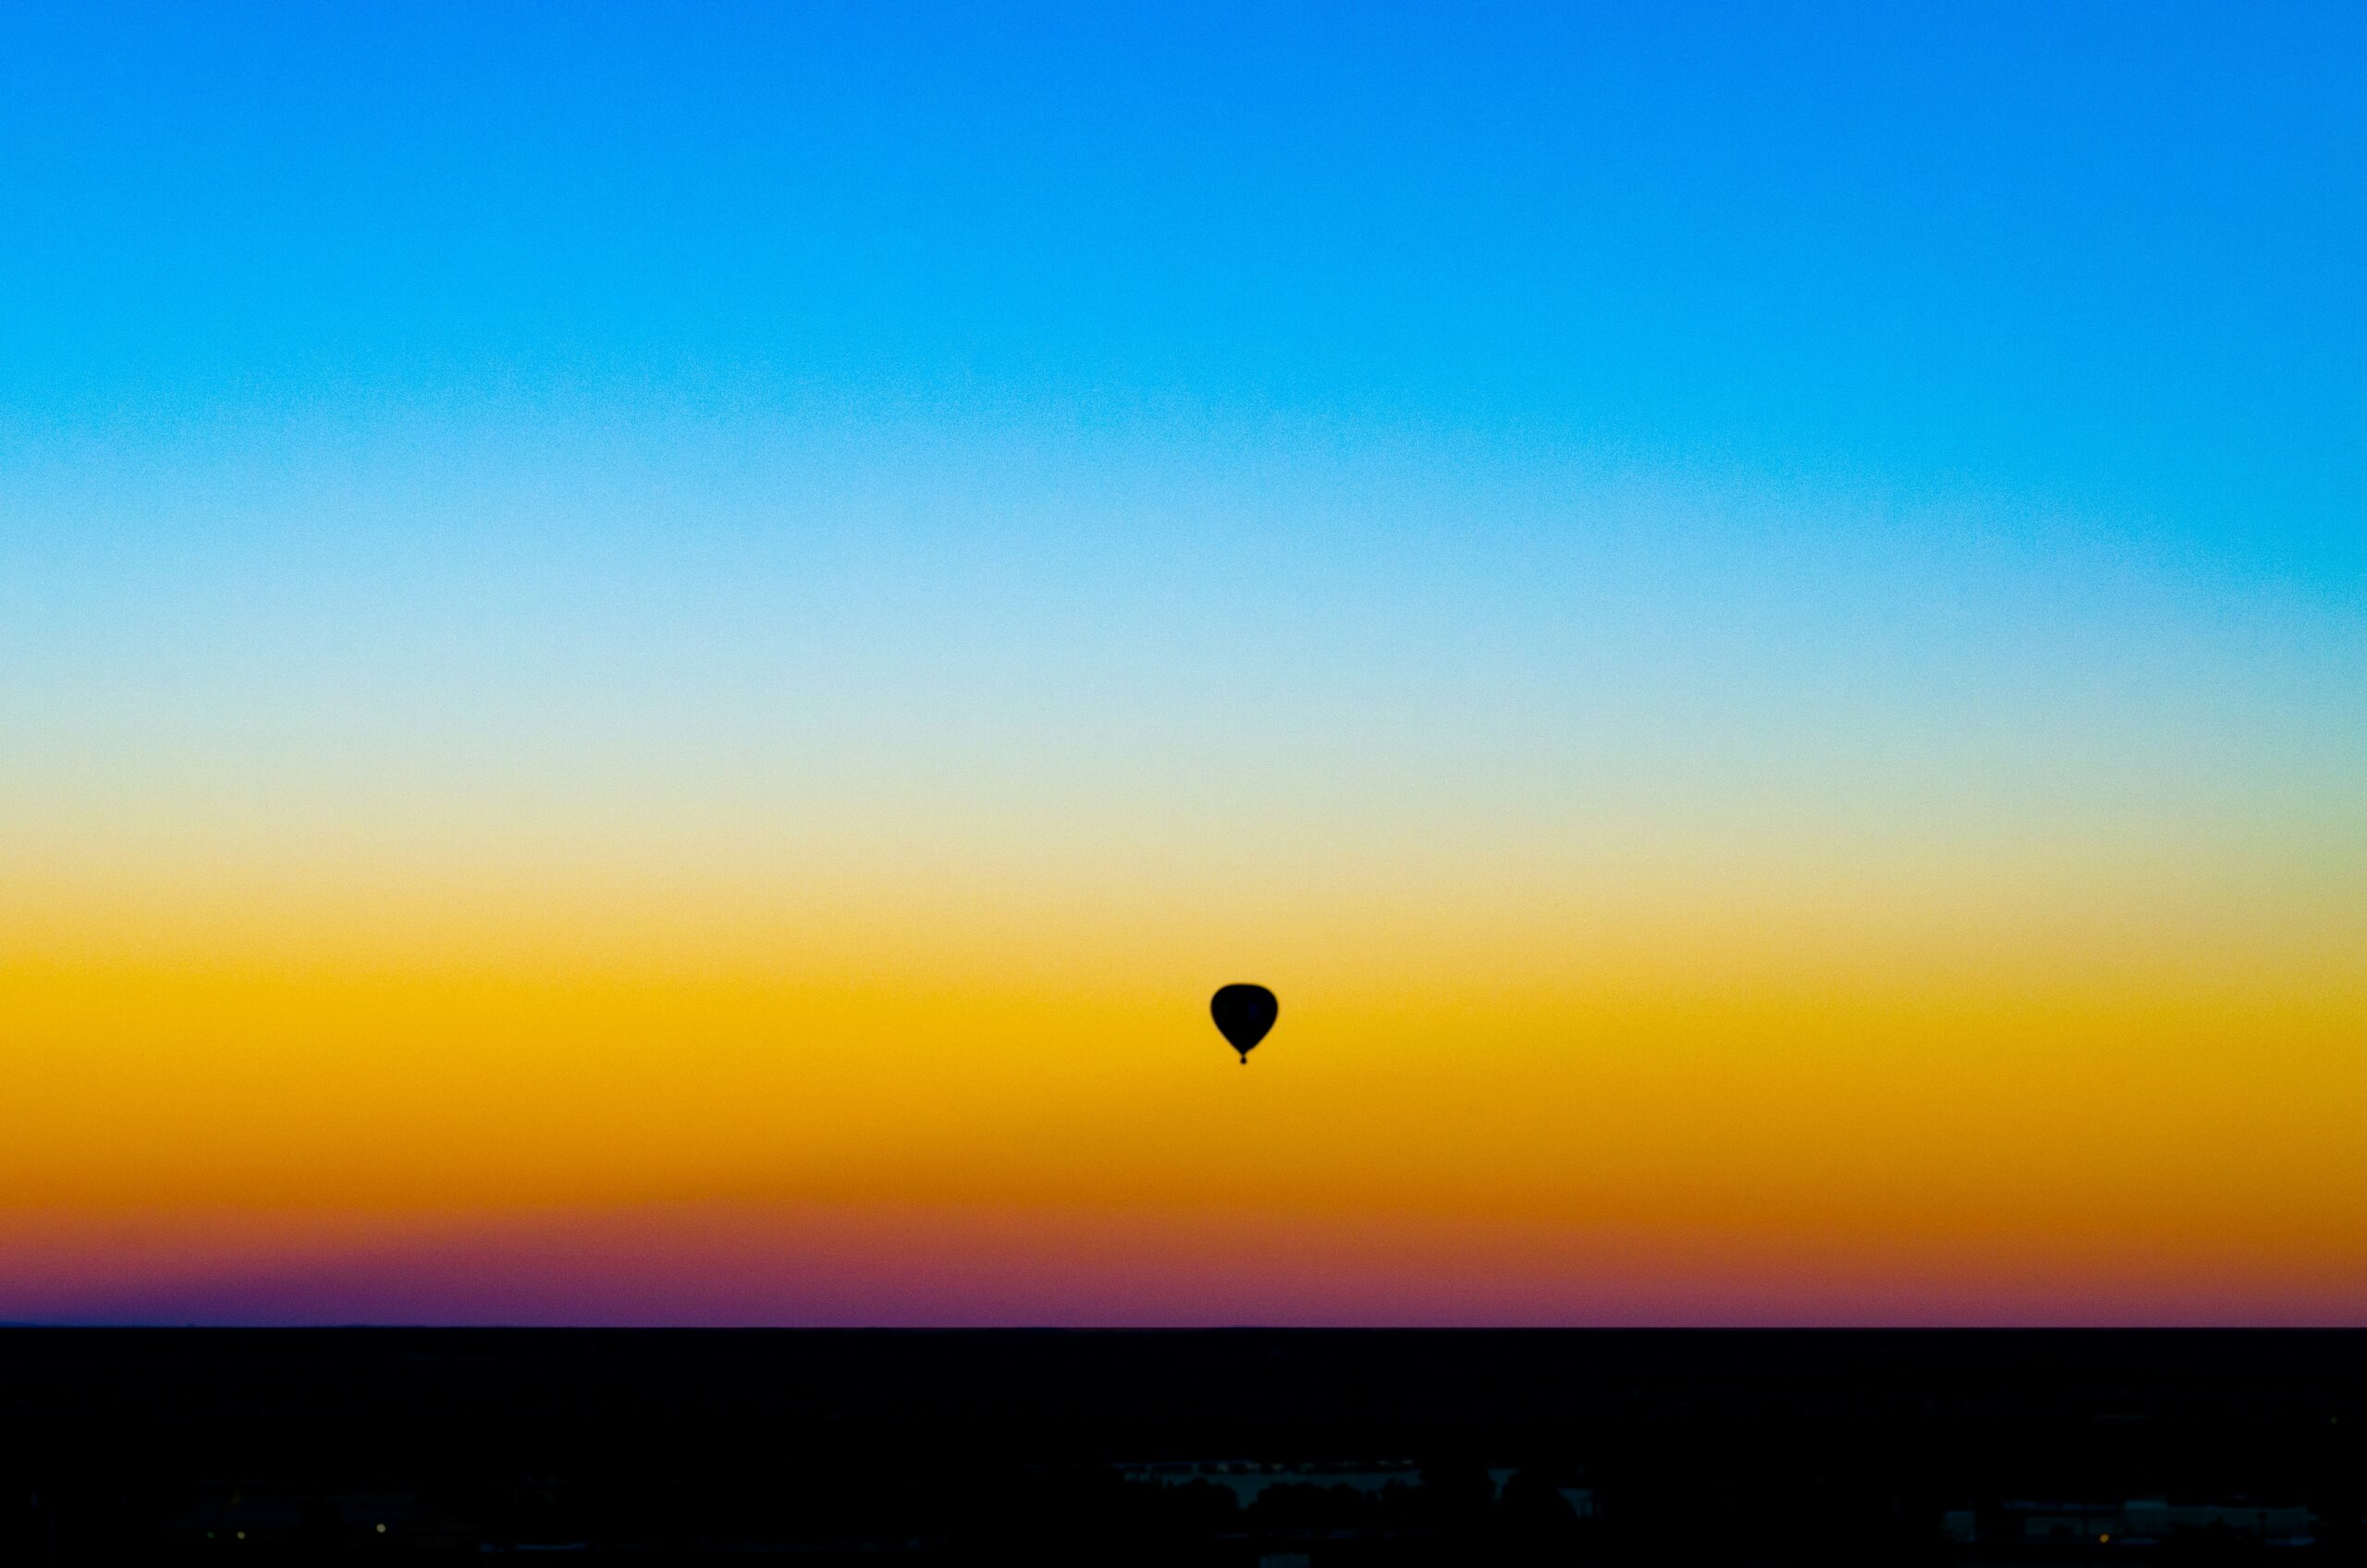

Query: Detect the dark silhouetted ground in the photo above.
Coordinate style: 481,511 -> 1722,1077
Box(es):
2,1329 -> 2361,1563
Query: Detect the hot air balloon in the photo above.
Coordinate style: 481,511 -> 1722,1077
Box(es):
1210,984 -> 1277,1064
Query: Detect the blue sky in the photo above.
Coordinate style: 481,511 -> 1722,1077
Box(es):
4,1 -> 2361,883
5,1 -> 2362,569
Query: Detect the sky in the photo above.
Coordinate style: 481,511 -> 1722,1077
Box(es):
2,0 -> 2363,1325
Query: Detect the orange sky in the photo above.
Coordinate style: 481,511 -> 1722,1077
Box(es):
7,811 -> 2363,1322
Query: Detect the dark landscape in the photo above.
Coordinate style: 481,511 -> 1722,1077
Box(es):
4,1329 -> 2361,1563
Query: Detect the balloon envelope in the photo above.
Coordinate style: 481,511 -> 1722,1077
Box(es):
1210,984 -> 1278,1062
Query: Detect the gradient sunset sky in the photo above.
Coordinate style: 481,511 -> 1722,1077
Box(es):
4,1 -> 2364,1324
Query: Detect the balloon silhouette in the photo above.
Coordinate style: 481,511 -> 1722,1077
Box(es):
1210,984 -> 1278,1064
